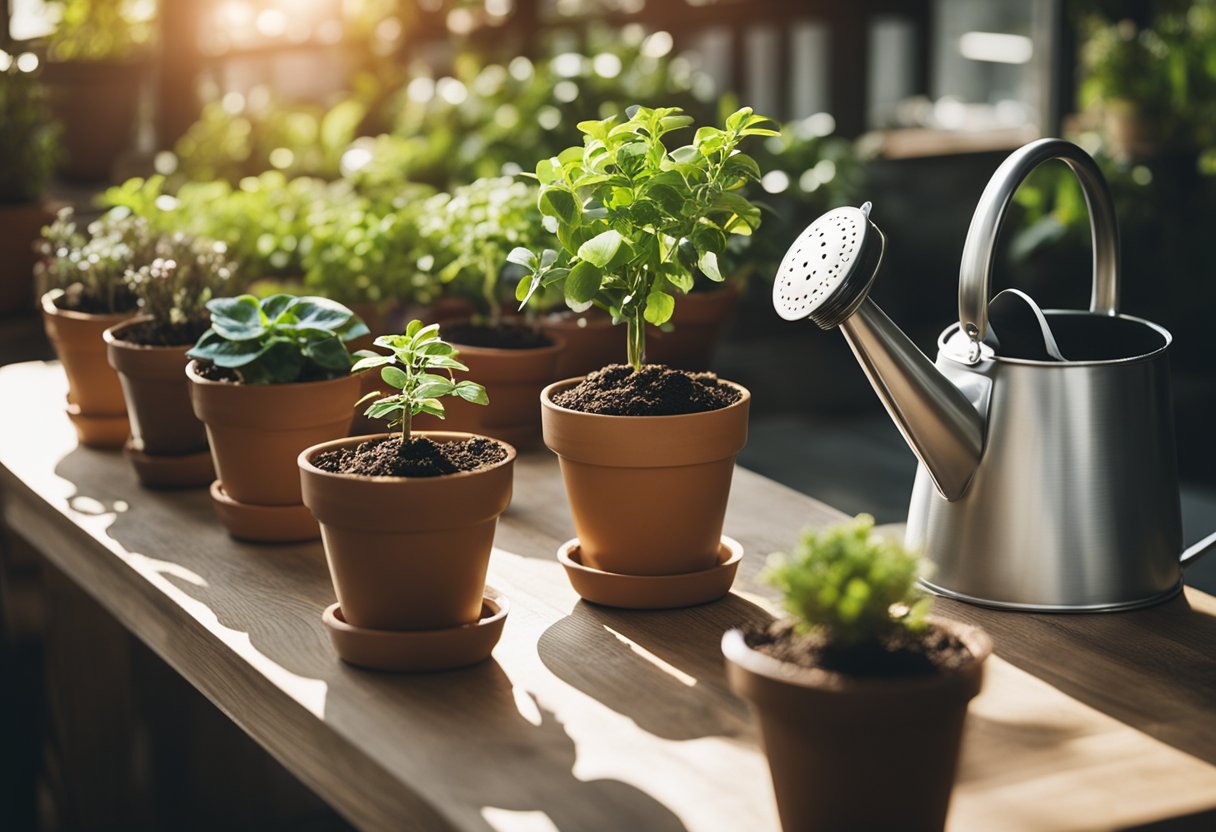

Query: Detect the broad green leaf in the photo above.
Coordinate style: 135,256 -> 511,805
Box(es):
187,331 -> 263,368
699,250 -> 724,281
671,145 -> 700,164
352,354 -> 393,372
535,158 -> 559,185
208,295 -> 265,340
517,276 -> 541,305
257,340 -> 305,384
539,186 -> 579,224
405,319 -> 423,338
418,399 -> 446,419
414,379 -> 456,399
644,291 -> 676,325
289,297 -> 355,331
381,366 -> 407,389
577,229 -> 624,268
506,246 -> 537,269
454,381 -> 490,405
261,294 -> 297,323
692,224 -> 727,255
303,336 -> 353,370
565,260 -> 603,304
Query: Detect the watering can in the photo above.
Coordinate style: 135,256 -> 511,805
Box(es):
774,138 -> 1215,611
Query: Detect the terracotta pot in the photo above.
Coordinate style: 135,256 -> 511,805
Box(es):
646,281 -> 742,370
540,310 -> 622,379
722,619 -> 992,832
299,432 -> 515,631
41,291 -> 134,447
187,362 -> 361,508
41,60 -> 144,182
0,201 -> 56,316
105,320 -> 207,456
413,334 -> 565,448
540,377 -> 750,576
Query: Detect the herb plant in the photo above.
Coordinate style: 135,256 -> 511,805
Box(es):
124,234 -> 235,336
37,208 -> 148,313
763,514 -> 931,649
0,60 -> 58,204
188,294 -> 369,385
351,320 -> 489,443
514,105 -> 777,370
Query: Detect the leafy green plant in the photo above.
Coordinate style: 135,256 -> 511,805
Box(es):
415,176 -> 547,322
763,514 -> 931,649
46,0 -> 156,62
37,208 -> 147,312
0,60 -> 58,204
124,234 -> 235,333
514,104 -> 777,370
351,319 -> 489,443
187,294 -> 368,385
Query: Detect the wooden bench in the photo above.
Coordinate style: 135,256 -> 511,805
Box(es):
1,360 -> 1214,831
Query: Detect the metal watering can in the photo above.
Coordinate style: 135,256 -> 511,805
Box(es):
774,138 -> 1215,611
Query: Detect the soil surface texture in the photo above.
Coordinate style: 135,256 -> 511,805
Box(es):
192,362 -> 240,383
745,619 -> 973,678
55,283 -> 138,316
115,319 -> 209,347
445,321 -> 553,350
553,364 -> 740,416
312,435 -> 508,478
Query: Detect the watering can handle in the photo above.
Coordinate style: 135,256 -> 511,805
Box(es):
958,138 -> 1121,351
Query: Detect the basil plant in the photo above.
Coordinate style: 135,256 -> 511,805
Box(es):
512,105 -> 777,371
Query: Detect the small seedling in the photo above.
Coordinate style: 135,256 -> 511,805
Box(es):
351,319 -> 489,444
763,514 -> 932,648
188,294 -> 368,384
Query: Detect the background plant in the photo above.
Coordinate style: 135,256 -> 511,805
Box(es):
0,60 -> 58,204
515,104 -> 777,370
763,514 -> 931,649
415,176 -> 547,322
124,234 -> 235,337
187,294 -> 368,384
37,208 -> 148,312
351,319 -> 488,443
45,0 -> 156,62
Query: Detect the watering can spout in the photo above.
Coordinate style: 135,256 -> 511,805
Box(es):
839,302 -> 984,501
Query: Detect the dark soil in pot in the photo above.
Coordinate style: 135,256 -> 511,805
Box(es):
443,321 -> 554,349
553,364 -> 740,416
52,283 -> 139,316
744,619 -> 974,678
313,435 -> 508,478
109,318 -> 208,348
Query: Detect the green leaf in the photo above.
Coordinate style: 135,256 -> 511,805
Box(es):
288,297 -> 355,331
414,379 -> 456,399
699,250 -> 724,282
671,145 -> 700,164
207,295 -> 264,340
454,381 -> 489,405
187,331 -> 263,368
506,247 -> 537,269
565,260 -> 603,304
535,158 -> 559,185
577,229 -> 625,269
692,224 -> 727,255
381,366 -> 407,389
418,399 -> 446,419
353,355 -> 392,373
725,153 -> 762,182
539,186 -> 579,224
405,319 -> 423,338
644,291 -> 676,325
261,294 -> 297,323
647,184 -> 686,217
257,340 -> 306,384
303,336 -> 353,371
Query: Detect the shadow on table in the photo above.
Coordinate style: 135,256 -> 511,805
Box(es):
938,591 -> 1216,768
537,594 -> 774,742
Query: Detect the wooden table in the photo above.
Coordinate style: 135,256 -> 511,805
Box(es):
2,360 -> 1214,832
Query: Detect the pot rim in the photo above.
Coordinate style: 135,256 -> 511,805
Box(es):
41,289 -> 137,323
185,358 -> 362,390
434,319 -> 567,357
298,431 -> 517,485
541,375 -> 751,422
103,315 -> 196,351
722,616 -> 993,696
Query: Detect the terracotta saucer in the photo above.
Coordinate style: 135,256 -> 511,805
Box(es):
323,587 -> 509,672
557,537 -> 743,609
65,401 -> 128,449
124,440 -> 215,489
208,480 -> 320,543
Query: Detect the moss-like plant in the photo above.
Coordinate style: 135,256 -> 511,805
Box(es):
763,514 -> 931,649
0,61 -> 58,204
188,294 -> 368,385
515,104 -> 776,370
352,319 -> 489,443
37,208 -> 147,313
124,235 -> 235,340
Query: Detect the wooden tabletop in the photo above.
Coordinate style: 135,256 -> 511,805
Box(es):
1,360 -> 1214,832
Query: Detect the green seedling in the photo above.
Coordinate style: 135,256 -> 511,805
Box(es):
513,104 -> 777,370
351,319 -> 489,444
763,514 -> 932,648
188,294 -> 368,384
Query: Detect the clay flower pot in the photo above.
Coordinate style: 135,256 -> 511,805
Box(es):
541,377 -> 750,606
104,320 -> 213,488
0,201 -> 57,316
413,335 -> 565,448
299,432 -> 515,671
41,291 -> 134,448
646,281 -> 741,370
187,361 -> 361,542
540,310 -> 622,380
722,619 -> 992,832
42,59 -> 144,182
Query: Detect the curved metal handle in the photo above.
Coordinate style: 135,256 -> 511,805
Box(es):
959,138 -> 1120,347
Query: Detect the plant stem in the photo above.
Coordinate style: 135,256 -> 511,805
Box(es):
626,313 -> 645,372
